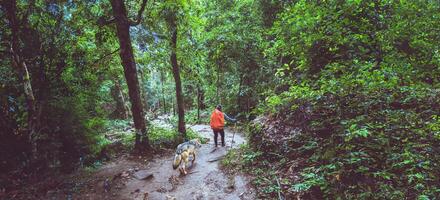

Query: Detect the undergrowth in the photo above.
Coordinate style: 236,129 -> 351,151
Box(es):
170,109 -> 211,125
221,133 -> 286,199
101,119 -> 206,152
231,84 -> 440,199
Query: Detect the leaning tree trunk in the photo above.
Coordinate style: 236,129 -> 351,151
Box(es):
110,0 -> 150,152
169,23 -> 186,138
4,0 -> 38,162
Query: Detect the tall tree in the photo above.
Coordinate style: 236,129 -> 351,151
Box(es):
109,0 -> 151,152
166,9 -> 186,138
3,0 -> 39,161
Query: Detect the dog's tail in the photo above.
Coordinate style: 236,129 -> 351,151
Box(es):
172,153 -> 182,169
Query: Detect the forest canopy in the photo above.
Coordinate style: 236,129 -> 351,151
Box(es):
1,0 -> 439,199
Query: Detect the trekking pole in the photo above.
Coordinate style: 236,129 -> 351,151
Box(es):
230,122 -> 236,148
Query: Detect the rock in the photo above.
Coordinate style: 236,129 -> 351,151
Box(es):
252,116 -> 268,126
121,171 -> 130,178
208,155 -> 224,162
133,170 -> 153,180
227,176 -> 235,189
113,172 -> 122,180
46,190 -> 54,194
166,195 -> 176,200
156,186 -> 167,193
194,193 -> 204,200
103,178 -> 111,192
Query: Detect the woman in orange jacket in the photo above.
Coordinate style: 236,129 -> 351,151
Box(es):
210,105 -> 236,147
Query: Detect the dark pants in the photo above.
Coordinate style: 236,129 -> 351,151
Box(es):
213,129 -> 225,147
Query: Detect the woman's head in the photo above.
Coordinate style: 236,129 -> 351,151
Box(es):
216,104 -> 222,111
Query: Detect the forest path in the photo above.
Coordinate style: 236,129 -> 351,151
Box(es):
117,125 -> 255,200
61,124 -> 256,200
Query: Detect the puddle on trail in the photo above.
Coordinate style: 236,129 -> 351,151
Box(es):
119,124 -> 255,200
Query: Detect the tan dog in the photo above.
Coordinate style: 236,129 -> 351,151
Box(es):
172,139 -> 202,175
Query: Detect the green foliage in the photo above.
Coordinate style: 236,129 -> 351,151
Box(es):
0,0 -> 123,171
242,150 -> 262,165
221,143 -> 251,172
104,119 -> 132,132
247,0 -> 440,199
221,143 -> 283,198
292,168 -> 325,193
148,124 -> 178,145
146,122 -> 205,147
184,109 -> 210,124
2,1 -> 439,199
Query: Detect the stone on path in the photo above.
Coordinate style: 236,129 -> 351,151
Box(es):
208,155 -> 225,162
133,170 -> 154,180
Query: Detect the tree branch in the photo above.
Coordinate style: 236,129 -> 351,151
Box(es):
22,0 -> 35,23
129,0 -> 148,26
98,16 -> 116,26
152,32 -> 167,40
91,48 -> 120,66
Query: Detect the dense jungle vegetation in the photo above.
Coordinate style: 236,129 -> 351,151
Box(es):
1,0 -> 439,199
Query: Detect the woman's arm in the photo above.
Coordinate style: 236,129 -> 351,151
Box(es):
224,113 -> 237,122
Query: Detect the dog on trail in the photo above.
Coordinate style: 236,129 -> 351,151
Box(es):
172,139 -> 202,175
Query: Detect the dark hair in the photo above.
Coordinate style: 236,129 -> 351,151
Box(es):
216,104 -> 222,110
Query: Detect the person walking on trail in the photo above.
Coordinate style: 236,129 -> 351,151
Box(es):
210,105 -> 236,147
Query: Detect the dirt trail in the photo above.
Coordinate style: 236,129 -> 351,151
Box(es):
116,125 -> 255,200
42,124 -> 255,200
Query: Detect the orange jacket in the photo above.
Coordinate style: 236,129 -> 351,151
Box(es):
210,109 -> 225,130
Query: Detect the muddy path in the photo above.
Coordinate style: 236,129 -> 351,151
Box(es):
117,125 -> 255,200
37,124 -> 255,200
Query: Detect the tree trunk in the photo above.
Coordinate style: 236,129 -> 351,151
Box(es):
237,74 -> 243,112
111,79 -> 128,119
197,84 -> 201,123
172,99 -> 176,116
216,63 -> 220,104
138,68 -> 149,112
110,0 -> 150,152
4,0 -> 38,162
199,87 -> 206,110
160,71 -> 167,114
169,24 -> 186,138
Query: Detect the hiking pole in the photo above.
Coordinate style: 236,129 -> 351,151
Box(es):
230,122 -> 237,148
